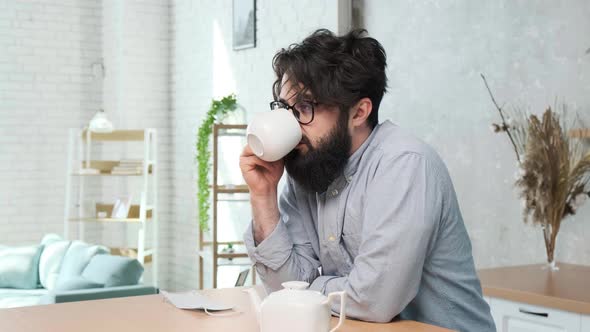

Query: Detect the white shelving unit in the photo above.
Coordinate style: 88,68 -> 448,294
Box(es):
63,128 -> 158,286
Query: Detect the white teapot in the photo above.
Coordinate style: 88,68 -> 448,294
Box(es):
244,281 -> 347,332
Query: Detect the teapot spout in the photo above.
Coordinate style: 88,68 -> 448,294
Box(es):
244,287 -> 262,325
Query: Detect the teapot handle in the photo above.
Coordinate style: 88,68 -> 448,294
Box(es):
327,291 -> 346,332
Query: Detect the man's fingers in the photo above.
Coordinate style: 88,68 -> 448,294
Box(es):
240,154 -> 275,173
241,144 -> 255,157
240,144 -> 280,172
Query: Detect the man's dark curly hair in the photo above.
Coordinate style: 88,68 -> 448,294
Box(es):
272,29 -> 387,129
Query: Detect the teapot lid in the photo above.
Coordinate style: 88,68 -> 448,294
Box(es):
281,281 -> 310,290
263,281 -> 327,308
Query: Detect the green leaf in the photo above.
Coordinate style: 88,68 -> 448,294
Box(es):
196,95 -> 238,231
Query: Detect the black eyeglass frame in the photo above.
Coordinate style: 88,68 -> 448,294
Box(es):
269,100 -> 317,125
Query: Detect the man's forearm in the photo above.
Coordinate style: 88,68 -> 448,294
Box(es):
250,192 -> 280,245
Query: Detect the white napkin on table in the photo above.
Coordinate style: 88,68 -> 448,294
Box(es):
161,290 -> 234,311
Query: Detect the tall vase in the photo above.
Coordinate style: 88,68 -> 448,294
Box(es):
542,223 -> 560,271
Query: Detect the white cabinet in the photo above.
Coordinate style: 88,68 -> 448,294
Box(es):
582,315 -> 590,331
490,297 -> 580,332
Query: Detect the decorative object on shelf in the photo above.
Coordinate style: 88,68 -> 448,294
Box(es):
221,243 -> 236,261
88,109 -> 114,133
196,95 -> 238,231
482,74 -> 590,270
232,0 -> 256,50
111,195 -> 133,219
80,110 -> 114,174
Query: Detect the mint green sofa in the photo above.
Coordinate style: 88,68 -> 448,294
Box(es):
0,234 -> 157,308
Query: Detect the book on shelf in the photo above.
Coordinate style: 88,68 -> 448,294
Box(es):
111,160 -> 143,174
118,159 -> 143,165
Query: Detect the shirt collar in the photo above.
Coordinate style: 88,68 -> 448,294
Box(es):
343,121 -> 382,178
325,121 -> 384,195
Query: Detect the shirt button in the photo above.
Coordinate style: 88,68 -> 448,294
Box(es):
328,235 -> 336,242
346,176 -> 352,183
331,189 -> 339,196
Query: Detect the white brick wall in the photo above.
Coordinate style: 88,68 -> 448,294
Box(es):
0,0 -> 102,244
0,0 -> 172,289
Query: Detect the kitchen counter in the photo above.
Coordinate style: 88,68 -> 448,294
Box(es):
478,262 -> 590,315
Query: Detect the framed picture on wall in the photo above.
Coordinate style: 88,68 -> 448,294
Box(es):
232,0 -> 256,50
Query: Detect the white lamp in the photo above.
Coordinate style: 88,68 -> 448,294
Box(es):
88,109 -> 114,133
79,109 -> 114,175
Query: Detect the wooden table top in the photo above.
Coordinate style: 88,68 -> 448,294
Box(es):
478,262 -> 590,314
0,287 -> 452,332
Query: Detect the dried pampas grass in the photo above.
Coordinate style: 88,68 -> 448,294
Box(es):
482,74 -> 590,264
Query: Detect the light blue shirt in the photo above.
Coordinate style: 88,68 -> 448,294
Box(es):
244,121 -> 496,331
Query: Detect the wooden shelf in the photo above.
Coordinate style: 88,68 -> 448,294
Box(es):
216,124 -> 247,130
110,247 -> 152,264
72,160 -> 153,176
69,203 -> 152,222
214,184 -> 249,194
569,128 -> 590,138
72,172 -> 150,177
201,240 -> 244,246
218,252 -> 249,259
198,249 -> 250,261
68,217 -> 149,223
81,130 -> 147,141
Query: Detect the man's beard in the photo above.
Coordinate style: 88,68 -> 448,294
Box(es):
284,112 -> 352,193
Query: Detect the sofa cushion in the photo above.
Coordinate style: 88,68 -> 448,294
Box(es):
0,288 -> 48,308
0,245 -> 44,289
56,241 -> 108,289
54,276 -> 104,291
41,233 -> 62,246
38,240 -> 71,290
82,255 -> 143,287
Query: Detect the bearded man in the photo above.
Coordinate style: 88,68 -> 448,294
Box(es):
239,29 -> 495,332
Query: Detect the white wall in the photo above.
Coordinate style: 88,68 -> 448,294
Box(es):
359,0 -> 590,268
100,0 -> 172,288
0,1 -> 102,244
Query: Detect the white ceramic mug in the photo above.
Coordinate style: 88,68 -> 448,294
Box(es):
246,108 -> 302,162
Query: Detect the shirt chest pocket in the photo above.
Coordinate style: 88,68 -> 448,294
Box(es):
340,206 -> 363,260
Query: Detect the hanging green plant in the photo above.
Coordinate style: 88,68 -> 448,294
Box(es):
196,94 -> 238,231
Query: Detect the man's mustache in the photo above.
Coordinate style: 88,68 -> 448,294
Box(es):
300,136 -> 312,149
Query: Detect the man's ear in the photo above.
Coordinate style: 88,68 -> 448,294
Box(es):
350,98 -> 373,128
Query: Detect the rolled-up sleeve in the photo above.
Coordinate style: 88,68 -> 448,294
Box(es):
309,152 -> 441,323
243,177 -> 321,292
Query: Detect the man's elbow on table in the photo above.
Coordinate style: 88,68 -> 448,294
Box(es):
344,292 -> 404,323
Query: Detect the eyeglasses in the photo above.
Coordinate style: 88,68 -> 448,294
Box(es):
269,100 -> 317,125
